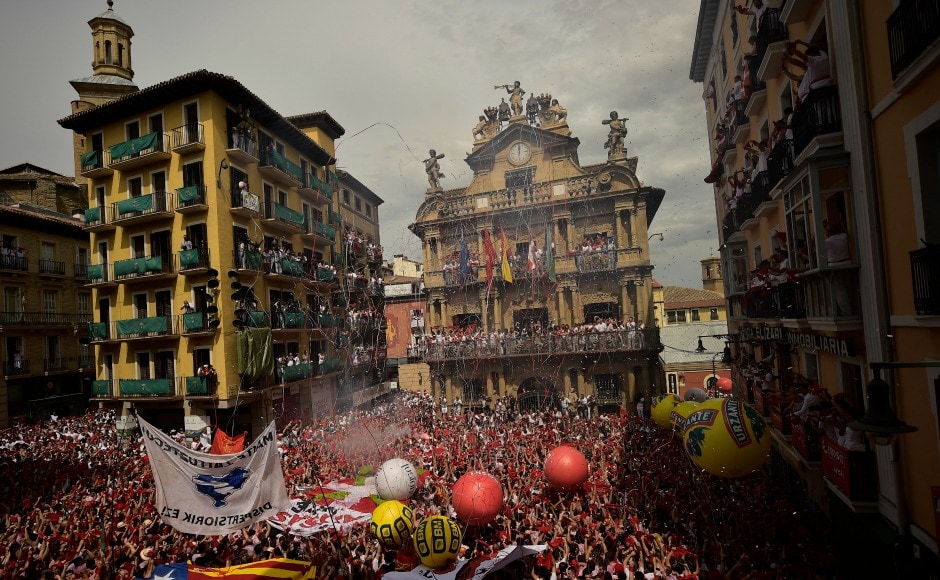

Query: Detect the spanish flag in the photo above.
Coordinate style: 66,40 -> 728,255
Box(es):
500,228 -> 513,284
141,558 -> 317,579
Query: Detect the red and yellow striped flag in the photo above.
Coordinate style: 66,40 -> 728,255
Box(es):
189,558 -> 316,579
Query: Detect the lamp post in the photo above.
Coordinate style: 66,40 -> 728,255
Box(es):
848,362 -> 933,579
648,232 -> 664,241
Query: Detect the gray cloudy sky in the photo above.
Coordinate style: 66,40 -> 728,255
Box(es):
0,0 -> 716,288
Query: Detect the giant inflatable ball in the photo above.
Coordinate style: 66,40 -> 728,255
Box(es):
717,377 -> 733,395
683,397 -> 771,478
544,445 -> 589,492
375,458 -> 419,500
670,401 -> 701,435
452,471 -> 504,526
413,515 -> 462,569
684,387 -> 708,403
651,394 -> 683,429
370,500 -> 414,548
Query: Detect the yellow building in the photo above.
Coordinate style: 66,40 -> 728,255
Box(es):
691,0 -> 940,572
56,6 -> 371,437
406,90 -> 665,412
0,195 -> 92,428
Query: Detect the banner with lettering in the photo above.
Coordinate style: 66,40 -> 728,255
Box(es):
139,416 -> 290,535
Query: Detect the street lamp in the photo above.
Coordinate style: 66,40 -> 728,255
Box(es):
648,232 -> 664,241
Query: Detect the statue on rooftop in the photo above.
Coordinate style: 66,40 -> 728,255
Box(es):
424,149 -> 446,191
496,81 -> 526,117
602,111 -> 629,157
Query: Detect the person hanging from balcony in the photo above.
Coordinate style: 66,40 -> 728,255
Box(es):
735,0 -> 767,29
783,40 -> 831,105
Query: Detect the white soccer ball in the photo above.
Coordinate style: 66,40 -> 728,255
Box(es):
375,458 -> 418,500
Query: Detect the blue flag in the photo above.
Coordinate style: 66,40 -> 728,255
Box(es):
137,562 -> 188,580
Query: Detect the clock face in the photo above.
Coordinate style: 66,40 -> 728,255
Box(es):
508,142 -> 531,165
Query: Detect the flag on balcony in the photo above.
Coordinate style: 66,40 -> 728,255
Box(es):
459,233 -> 471,285
483,229 -> 496,290
545,222 -> 555,282
500,229 -> 513,284
138,415 -> 289,535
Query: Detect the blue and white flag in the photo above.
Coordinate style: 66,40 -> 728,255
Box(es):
138,416 -> 290,535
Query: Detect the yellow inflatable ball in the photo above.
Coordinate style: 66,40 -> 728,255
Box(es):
651,394 -> 683,429
413,515 -> 462,569
670,401 -> 701,436
370,500 -> 415,548
683,397 -> 771,478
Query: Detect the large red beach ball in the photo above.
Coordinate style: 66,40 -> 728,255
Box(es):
452,471 -> 504,525
544,445 -> 589,491
717,376 -> 733,394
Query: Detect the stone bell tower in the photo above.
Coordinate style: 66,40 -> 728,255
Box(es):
67,0 -> 140,181
701,256 -> 724,296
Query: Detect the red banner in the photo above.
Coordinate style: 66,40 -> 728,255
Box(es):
210,428 -> 246,455
821,436 -> 850,494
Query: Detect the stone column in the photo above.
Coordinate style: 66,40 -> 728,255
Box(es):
441,300 -> 449,329
614,210 -> 623,248
566,220 -> 576,252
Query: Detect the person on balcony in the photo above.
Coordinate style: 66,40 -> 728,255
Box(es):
735,0 -> 767,29
180,234 -> 193,251
783,40 -> 831,105
180,300 -> 195,314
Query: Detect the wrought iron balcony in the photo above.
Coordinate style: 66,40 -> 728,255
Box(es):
92,379 -> 113,397
263,201 -> 305,234
38,259 -> 65,276
114,315 -> 178,340
888,0 -> 940,79
4,359 -> 29,376
910,245 -> 940,315
88,321 -> 111,342
179,248 -> 210,274
80,149 -> 113,177
821,436 -> 877,502
0,255 -> 28,273
753,8 -> 787,75
43,357 -> 69,373
575,250 -> 616,273
0,311 -> 88,326
86,263 -> 117,287
305,221 -> 336,243
119,377 -> 175,397
735,282 -> 806,319
801,265 -> 861,320
180,312 -> 215,335
83,205 -> 114,231
74,262 -> 89,279
303,173 -> 334,200
766,140 -> 793,188
272,311 -> 307,330
171,123 -> 205,154
182,375 -> 215,396
111,191 -> 174,225
230,187 -> 262,216
233,249 -> 264,273
79,353 -> 93,368
417,328 -> 661,363
792,85 -> 842,160
175,185 -> 208,213
108,132 -> 171,171
317,358 -> 342,375
227,127 -> 258,164
113,254 -> 176,283
259,149 -> 303,187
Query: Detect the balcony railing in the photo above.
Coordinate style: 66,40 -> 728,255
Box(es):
309,221 -> 336,241
263,202 -> 306,232
74,262 -> 89,279
171,123 -> 205,152
0,255 -> 28,272
86,263 -> 113,284
79,353 -> 93,368
821,436 -> 877,502
802,266 -> 861,319
272,311 -> 306,330
575,250 -> 617,273
230,188 -> 262,214
280,362 -> 314,383
92,379 -> 113,397
329,210 -> 343,226
179,248 -> 210,272
38,259 -> 65,276
89,321 -> 110,342
888,0 -> 940,79
754,8 -> 787,75
182,375 -> 215,396
228,127 -> 258,161
83,205 -> 113,229
318,358 -> 342,375
737,282 -> 806,319
305,173 -> 334,199
113,254 -> 176,281
80,149 -> 112,176
180,312 -> 214,334
108,133 -> 171,170
43,357 -> 69,373
417,329 -> 660,362
0,311 -> 89,326
114,315 -> 177,339
4,359 -> 29,376
911,245 -> 940,315
119,378 -> 175,397
234,249 -> 264,272
766,140 -> 793,188
176,185 -> 208,210
792,85 -> 842,160
112,191 -> 172,221
259,149 -> 304,185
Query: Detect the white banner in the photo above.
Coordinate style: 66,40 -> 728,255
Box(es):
383,545 -> 547,579
139,416 -> 290,535
268,477 -> 378,536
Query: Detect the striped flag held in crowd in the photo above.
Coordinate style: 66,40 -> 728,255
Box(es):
138,558 -> 316,579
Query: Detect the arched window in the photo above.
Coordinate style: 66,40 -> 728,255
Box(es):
104,40 -> 112,64
95,41 -> 100,63
117,43 -> 123,67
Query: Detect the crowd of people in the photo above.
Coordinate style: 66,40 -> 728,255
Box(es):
415,319 -> 651,361
0,390 -> 843,579
0,241 -> 28,271
344,230 -> 383,263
